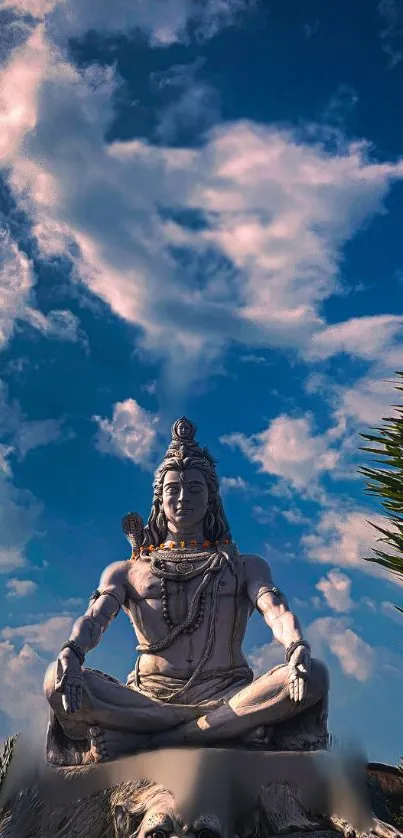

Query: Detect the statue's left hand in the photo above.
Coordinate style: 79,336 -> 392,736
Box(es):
287,644 -> 311,703
54,652 -> 84,714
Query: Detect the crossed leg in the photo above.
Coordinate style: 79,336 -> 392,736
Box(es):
150,660 -> 329,749
44,659 -> 329,763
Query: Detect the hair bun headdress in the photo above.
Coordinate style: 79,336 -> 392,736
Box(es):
163,417 -> 216,465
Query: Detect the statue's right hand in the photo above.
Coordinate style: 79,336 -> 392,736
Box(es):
55,651 -> 84,714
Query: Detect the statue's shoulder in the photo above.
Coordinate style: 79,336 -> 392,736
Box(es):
99,560 -> 130,588
237,552 -> 273,581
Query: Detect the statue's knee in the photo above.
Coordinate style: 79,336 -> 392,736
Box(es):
43,660 -> 58,705
311,659 -> 330,697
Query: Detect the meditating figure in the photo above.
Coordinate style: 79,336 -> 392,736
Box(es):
44,417 -> 329,765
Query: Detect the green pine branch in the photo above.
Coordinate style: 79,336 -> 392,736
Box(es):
0,734 -> 19,795
358,371 -> 403,604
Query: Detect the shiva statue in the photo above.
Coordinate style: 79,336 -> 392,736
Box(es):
44,418 -> 329,765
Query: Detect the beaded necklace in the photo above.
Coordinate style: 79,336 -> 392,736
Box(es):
135,546 -> 238,703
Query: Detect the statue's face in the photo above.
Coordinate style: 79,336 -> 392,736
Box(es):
162,468 -> 209,533
177,420 -> 191,439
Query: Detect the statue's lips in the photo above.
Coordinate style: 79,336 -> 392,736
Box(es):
175,509 -> 193,516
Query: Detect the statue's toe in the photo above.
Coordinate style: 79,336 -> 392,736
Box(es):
89,726 -> 109,763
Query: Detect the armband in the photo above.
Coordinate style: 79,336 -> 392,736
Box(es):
89,589 -> 101,603
98,589 -> 122,613
256,585 -> 284,607
61,640 -> 85,666
285,640 -> 311,663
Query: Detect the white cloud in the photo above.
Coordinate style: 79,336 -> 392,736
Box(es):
0,231 -> 35,351
23,307 -> 85,345
1,14 -> 403,382
302,508 -> 403,585
0,378 -> 63,459
0,25 -> 48,167
0,640 -> 48,736
316,569 -> 354,613
307,616 -> 375,682
5,578 -> 38,598
221,475 -> 249,491
0,444 -> 14,477
0,546 -> 26,573
307,315 -> 403,362
221,413 -> 339,491
0,475 -> 41,574
3,0 -> 254,44
248,639 -> 284,675
1,0 -> 58,14
0,382 -> 62,575
1,615 -> 73,652
13,418 -> 62,459
94,398 -> 159,468
0,614 -> 74,736
280,507 -> 310,526
334,373 -> 400,427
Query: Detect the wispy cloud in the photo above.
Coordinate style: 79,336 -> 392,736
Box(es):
307,616 -> 375,682
0,640 -> 48,736
307,314 -> 403,363
0,614 -> 72,737
221,475 -> 249,491
322,85 -> 358,127
3,0 -> 256,44
5,578 -> 38,598
248,639 -> 284,675
151,58 -> 220,143
0,231 -> 34,350
0,380 -> 63,573
221,414 -> 339,492
378,0 -> 403,69
316,569 -> 354,613
1,615 -> 73,652
302,507 -> 403,585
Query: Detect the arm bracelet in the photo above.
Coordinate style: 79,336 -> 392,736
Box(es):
285,640 -> 311,663
61,640 -> 85,666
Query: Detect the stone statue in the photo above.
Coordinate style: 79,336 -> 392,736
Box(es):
43,417 -> 329,766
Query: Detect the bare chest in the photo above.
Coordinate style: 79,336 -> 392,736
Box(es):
126,556 -> 242,602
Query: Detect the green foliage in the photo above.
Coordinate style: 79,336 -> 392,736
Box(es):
0,734 -> 19,795
358,371 -> 403,598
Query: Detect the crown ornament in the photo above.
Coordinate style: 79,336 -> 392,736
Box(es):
164,417 -> 215,465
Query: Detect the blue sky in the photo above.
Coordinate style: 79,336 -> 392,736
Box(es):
0,0 -> 402,763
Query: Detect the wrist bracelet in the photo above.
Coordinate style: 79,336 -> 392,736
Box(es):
61,640 -> 85,666
285,640 -> 311,663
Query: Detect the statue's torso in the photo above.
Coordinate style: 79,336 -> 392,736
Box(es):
123,551 -> 252,680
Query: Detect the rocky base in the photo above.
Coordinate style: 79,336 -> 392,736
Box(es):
0,770 -> 402,838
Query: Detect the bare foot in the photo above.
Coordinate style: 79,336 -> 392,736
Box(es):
89,726 -> 150,762
242,725 -> 274,748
